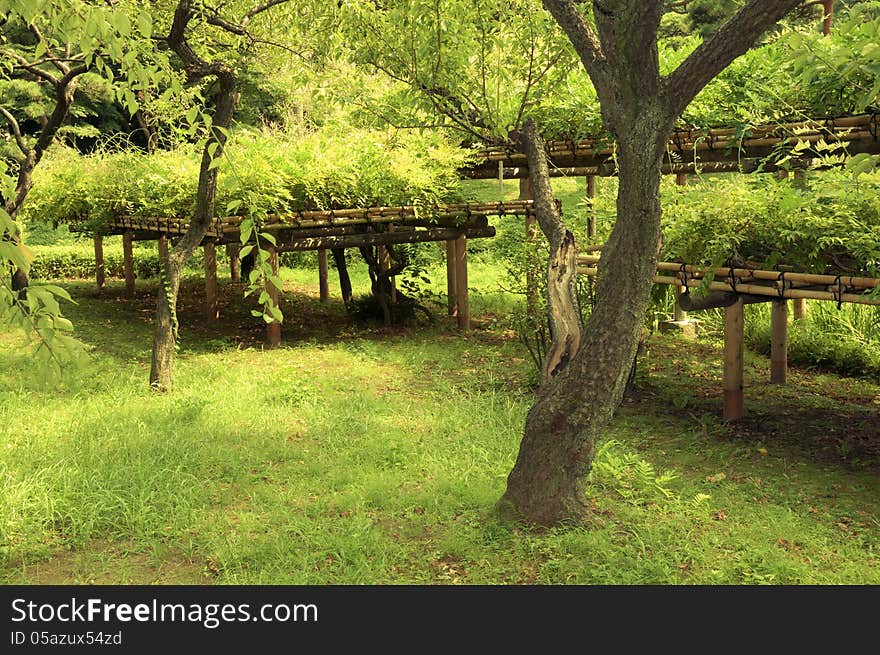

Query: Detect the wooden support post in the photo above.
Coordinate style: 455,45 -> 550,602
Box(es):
266,245 -> 281,348
822,0 -> 834,35
674,173 -> 689,324
723,298 -> 744,421
228,244 -> 240,282
673,287 -> 688,322
122,231 -> 135,297
94,236 -> 105,290
378,244 -> 396,302
770,299 -> 788,385
454,233 -> 469,330
158,234 -> 169,266
792,168 -> 808,321
586,174 -> 596,240
446,239 -> 457,316
318,248 -> 329,302
204,240 -> 219,321
521,177 -> 538,318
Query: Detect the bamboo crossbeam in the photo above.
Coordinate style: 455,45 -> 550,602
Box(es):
577,267 -> 880,306
276,226 -> 495,252
107,201 -> 535,238
577,254 -> 880,290
475,113 -> 880,164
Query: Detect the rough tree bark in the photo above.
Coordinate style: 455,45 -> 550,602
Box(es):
519,121 -> 581,384
500,0 -> 804,526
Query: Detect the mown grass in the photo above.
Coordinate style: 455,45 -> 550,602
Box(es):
1,259 -> 879,585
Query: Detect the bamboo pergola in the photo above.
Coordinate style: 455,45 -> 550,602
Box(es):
464,112 -> 880,179
86,200 -> 537,342
578,251 -> 880,420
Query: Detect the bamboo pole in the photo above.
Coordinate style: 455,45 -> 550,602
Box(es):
266,245 -> 281,348
205,241 -> 219,321
276,226 -> 495,252
578,254 -> 880,290
122,232 -> 135,297
724,298 -> 745,421
455,233 -> 469,330
94,236 -> 105,290
578,268 -> 880,306
318,248 -> 329,302
446,239 -> 457,317
771,299 -> 788,384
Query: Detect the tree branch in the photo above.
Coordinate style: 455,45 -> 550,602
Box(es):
5,50 -> 61,86
541,1 -> 614,105
0,106 -> 31,157
663,0 -> 803,117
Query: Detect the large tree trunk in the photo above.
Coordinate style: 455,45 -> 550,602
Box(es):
501,116 -> 669,526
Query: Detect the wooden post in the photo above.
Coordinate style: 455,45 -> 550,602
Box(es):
446,239 -> 457,316
94,236 -> 105,290
792,168 -> 808,321
204,240 -> 219,321
586,174 -> 596,240
122,232 -> 135,297
521,177 -> 538,318
770,299 -> 788,385
723,298 -> 744,421
378,244 -> 396,302
266,245 -> 281,348
228,244 -> 240,282
158,234 -> 169,266
454,233 -> 469,330
822,0 -> 834,35
318,248 -> 329,302
674,287 -> 688,322
674,173 -> 689,323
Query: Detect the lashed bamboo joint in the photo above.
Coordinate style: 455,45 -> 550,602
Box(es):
96,200 -> 536,243
465,112 -> 880,179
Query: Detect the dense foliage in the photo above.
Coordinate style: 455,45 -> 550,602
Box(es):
20,127 -> 471,232
660,170 -> 880,277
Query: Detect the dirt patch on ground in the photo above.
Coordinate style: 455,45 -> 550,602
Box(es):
4,540 -> 209,585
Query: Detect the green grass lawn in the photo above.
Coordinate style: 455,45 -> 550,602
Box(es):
2,262 -> 879,584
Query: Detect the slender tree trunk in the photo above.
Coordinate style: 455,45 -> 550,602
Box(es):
520,121 -> 581,383
331,248 -> 353,306
4,81 -> 80,296
502,117 -> 668,526
149,62 -> 237,391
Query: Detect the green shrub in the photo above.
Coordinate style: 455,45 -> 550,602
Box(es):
28,243 -> 203,281
745,310 -> 880,379
21,127 -> 472,234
